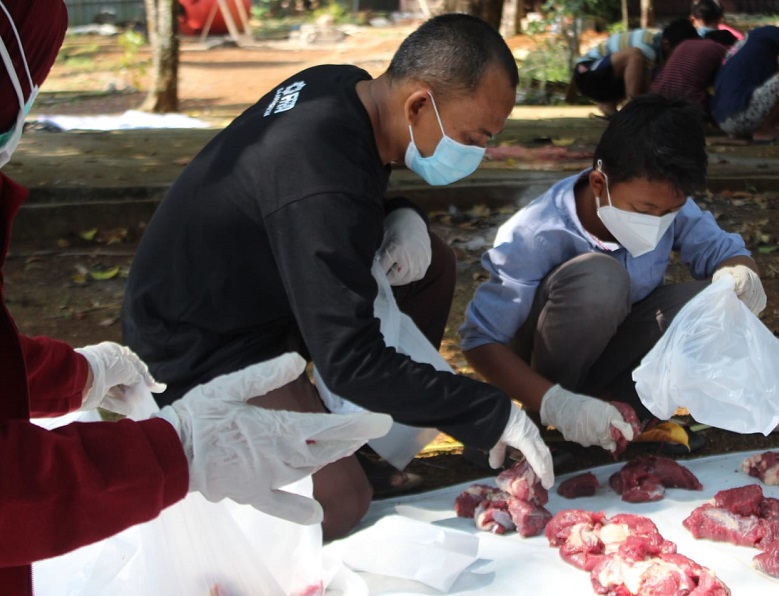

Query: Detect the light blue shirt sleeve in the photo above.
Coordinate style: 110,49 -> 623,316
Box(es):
673,198 -> 750,276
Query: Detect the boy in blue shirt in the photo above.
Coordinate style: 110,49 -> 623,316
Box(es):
460,94 -> 765,453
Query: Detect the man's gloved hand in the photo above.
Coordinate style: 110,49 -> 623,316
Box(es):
155,352 -> 393,525
713,265 -> 767,315
540,385 -> 634,452
76,341 -> 166,415
378,207 -> 432,286
488,403 -> 554,489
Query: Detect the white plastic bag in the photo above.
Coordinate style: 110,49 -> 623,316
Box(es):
314,257 -> 445,470
633,276 -> 779,435
32,391 -> 324,596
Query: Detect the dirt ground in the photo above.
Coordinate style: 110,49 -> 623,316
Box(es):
7,22 -> 779,495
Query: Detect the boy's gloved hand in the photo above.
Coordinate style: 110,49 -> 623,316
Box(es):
713,265 -> 767,315
156,352 -> 393,525
488,403 -> 554,489
76,341 -> 166,415
540,385 -> 634,453
378,208 -> 432,286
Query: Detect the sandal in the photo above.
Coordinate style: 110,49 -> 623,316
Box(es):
356,452 -> 423,499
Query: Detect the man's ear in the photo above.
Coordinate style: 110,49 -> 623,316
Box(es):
404,88 -> 431,127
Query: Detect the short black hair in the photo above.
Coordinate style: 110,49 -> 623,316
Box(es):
593,94 -> 707,195
692,0 -> 723,24
704,29 -> 737,47
386,14 -> 518,100
662,17 -> 700,49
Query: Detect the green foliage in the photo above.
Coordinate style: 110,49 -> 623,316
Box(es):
116,29 -> 148,88
543,0 -> 620,21
607,20 -> 627,34
519,42 -> 571,86
310,0 -> 355,24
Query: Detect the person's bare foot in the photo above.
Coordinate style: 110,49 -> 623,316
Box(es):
596,102 -> 618,118
751,124 -> 779,143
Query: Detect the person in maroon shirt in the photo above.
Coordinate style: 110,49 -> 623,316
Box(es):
649,34 -> 735,122
0,2 -> 390,593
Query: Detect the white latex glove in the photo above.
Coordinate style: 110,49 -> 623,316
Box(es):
713,264 -> 767,315
540,384 -> 634,452
156,352 -> 393,525
378,207 -> 432,286
489,403 -> 554,489
76,341 -> 166,415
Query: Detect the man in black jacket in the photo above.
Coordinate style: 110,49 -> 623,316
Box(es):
123,14 -> 557,540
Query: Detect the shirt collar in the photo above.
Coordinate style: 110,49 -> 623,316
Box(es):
561,169 -> 620,252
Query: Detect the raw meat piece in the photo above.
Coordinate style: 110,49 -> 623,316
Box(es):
508,499 -> 552,537
741,451 -> 779,485
590,551 -> 729,595
754,541 -> 779,579
608,514 -> 676,558
760,497 -> 779,520
683,503 -> 765,548
685,483 -> 779,580
474,500 -> 515,535
496,460 -> 549,505
609,456 -> 702,503
454,484 -> 506,518
546,510 -> 674,572
713,484 -> 764,517
455,461 -> 552,537
548,510 -> 729,594
545,509 -> 606,547
558,472 -> 600,499
684,484 -> 779,550
610,401 -> 641,459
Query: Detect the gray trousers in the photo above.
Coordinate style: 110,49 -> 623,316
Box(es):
511,253 -> 707,420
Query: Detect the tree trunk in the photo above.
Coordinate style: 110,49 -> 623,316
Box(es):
141,0 -> 179,113
640,0 -> 654,28
499,0 -> 525,37
621,0 -> 628,30
468,0 -> 504,30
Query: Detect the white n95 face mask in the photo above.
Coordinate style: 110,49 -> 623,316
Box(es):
0,1 -> 39,169
595,160 -> 676,258
404,92 -> 486,187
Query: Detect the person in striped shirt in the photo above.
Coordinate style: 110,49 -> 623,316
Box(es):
572,18 -> 699,118
649,31 -> 736,122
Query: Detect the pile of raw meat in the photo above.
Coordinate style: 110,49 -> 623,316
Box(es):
453,450 -> 779,590
454,460 -> 551,536
558,455 -> 703,503
682,450 -> 779,580
545,509 -> 730,594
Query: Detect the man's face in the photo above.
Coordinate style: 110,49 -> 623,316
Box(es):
409,64 -> 516,157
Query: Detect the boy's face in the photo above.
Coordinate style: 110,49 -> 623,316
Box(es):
589,170 -> 687,217
585,169 -> 687,243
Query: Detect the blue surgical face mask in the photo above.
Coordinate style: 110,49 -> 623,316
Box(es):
404,92 -> 486,186
0,1 -> 38,168
696,26 -> 716,37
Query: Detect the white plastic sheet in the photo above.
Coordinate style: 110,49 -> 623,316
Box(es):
330,516 -> 478,592
633,277 -> 779,435
34,110 -> 210,131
